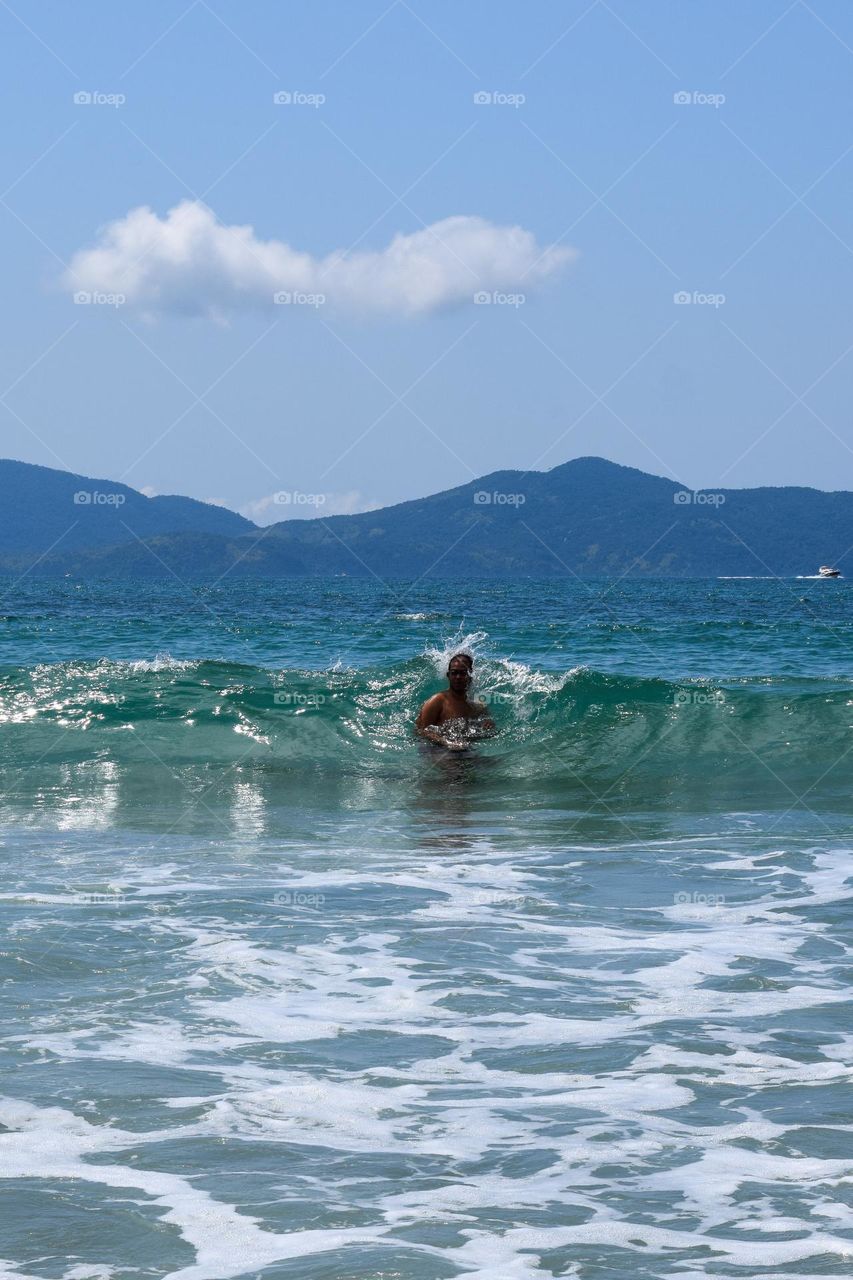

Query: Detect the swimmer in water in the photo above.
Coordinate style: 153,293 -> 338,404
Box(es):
416,652 -> 495,750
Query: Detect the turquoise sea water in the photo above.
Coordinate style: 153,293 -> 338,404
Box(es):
1,577 -> 852,1279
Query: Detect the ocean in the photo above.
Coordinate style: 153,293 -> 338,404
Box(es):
1,576 -> 851,1280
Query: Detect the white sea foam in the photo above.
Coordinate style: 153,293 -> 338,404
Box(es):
0,1099 -> 396,1280
5,837 -> 853,1278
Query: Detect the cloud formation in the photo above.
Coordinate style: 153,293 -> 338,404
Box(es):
242,490 -> 381,524
64,201 -> 574,318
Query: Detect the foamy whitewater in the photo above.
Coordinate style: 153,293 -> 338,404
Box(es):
1,577 -> 851,1279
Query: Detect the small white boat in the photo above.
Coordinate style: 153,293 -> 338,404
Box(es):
818,565 -> 841,578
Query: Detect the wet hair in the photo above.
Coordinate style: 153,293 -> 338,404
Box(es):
448,652 -> 473,671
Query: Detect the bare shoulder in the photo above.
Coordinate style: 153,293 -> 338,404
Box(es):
417,691 -> 447,726
422,692 -> 447,711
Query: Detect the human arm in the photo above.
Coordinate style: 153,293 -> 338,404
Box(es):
415,696 -> 469,750
416,694 -> 447,744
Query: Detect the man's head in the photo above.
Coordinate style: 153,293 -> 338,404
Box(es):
447,652 -> 473,694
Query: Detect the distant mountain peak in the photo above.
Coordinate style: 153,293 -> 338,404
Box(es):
2,454 -> 851,578
0,457 -> 255,557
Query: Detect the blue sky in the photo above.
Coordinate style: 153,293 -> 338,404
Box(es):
3,0 -> 853,520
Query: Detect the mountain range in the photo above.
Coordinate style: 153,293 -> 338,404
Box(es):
1,455 -> 851,578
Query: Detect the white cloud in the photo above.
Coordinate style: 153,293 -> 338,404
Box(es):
315,490 -> 382,517
64,200 -> 575,319
242,490 -> 381,524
